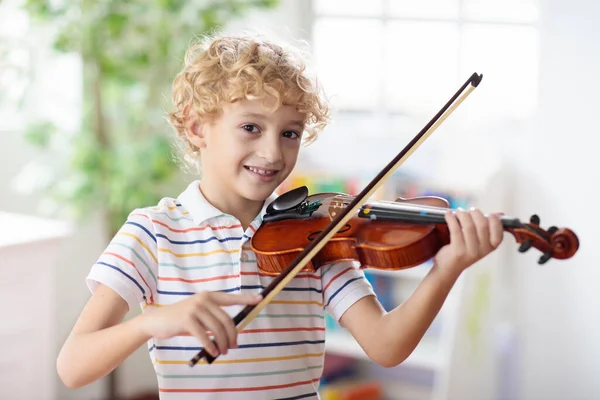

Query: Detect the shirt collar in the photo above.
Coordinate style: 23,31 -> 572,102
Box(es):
177,180 -> 278,226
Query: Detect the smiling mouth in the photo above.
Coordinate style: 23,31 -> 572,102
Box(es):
244,166 -> 279,176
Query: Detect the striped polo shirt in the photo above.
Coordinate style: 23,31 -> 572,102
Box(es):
86,180 -> 375,399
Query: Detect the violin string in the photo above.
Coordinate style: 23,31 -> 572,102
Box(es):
358,207 -> 522,229
336,195 -> 514,221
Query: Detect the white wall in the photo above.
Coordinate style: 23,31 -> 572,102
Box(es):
511,0 -> 600,398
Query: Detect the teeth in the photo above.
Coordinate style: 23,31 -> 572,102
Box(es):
248,167 -> 276,176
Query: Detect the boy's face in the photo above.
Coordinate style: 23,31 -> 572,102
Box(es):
191,98 -> 305,204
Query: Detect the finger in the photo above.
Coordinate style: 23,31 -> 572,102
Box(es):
209,306 -> 239,349
210,292 -> 263,306
445,210 -> 464,248
470,208 -> 491,253
489,213 -> 504,248
456,209 -> 478,256
196,308 -> 230,354
186,316 -> 219,357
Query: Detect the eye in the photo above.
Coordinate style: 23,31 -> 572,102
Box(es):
242,124 -> 260,133
283,131 -> 300,139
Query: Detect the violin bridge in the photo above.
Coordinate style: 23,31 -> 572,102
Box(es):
328,196 -> 346,220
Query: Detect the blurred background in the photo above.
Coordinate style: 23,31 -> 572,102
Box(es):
0,0 -> 597,399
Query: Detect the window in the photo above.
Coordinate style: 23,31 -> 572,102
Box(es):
0,1 -> 32,132
311,0 -> 540,127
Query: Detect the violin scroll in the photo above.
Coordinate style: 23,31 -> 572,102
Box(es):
506,214 -> 579,264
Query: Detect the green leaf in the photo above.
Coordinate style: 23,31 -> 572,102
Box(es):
18,0 -> 280,234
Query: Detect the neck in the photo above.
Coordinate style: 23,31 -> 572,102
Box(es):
358,201 -> 523,230
198,179 -> 263,230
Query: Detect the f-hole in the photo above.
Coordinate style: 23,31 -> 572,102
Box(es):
307,224 -> 351,241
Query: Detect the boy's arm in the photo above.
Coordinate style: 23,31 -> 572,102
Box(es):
339,266 -> 461,367
57,283 -> 263,388
339,208 -> 503,367
56,283 -> 151,388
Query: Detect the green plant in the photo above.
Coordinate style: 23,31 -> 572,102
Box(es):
18,0 -> 279,236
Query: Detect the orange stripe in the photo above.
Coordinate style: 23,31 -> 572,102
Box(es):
118,232 -> 158,263
323,267 -> 354,293
159,378 -> 320,393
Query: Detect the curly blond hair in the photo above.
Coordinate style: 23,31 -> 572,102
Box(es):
168,33 -> 330,173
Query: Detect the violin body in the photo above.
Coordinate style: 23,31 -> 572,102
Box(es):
252,189 -> 451,275
251,186 -> 580,276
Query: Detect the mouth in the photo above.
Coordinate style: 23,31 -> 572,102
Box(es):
244,166 -> 279,176
244,166 -> 280,181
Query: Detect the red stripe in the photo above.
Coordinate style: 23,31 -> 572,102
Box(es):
104,252 -> 135,267
159,274 -> 238,283
241,327 -> 325,334
103,252 -> 155,304
159,378 -> 320,393
322,267 -> 354,293
130,213 -> 241,232
158,271 -> 320,283
241,271 -> 320,280
179,327 -> 325,337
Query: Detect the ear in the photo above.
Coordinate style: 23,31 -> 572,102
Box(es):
183,107 -> 206,150
185,121 -> 206,150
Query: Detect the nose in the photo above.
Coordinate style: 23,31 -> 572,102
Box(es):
257,134 -> 283,165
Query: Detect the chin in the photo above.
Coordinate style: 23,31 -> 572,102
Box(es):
238,183 -> 277,202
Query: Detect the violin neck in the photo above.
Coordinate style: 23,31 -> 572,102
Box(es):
358,204 -> 522,230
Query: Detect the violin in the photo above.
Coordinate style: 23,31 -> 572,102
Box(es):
188,72 -> 580,367
251,186 -> 579,276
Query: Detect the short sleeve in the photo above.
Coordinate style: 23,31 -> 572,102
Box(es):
321,260 -> 375,321
86,209 -> 158,311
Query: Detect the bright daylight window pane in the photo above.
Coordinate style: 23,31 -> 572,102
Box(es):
383,22 -> 460,115
463,0 -> 539,23
460,24 -> 539,120
312,0 -> 383,17
312,18 -> 383,110
389,0 -> 459,19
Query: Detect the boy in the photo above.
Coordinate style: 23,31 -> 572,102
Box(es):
57,33 -> 503,399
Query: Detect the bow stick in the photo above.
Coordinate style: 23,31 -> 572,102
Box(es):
189,72 -> 483,366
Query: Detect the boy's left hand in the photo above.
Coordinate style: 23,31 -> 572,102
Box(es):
435,208 -> 504,277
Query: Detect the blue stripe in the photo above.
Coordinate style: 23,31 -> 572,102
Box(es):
324,277 -> 363,308
125,221 -> 157,243
157,285 -> 322,296
152,340 -> 324,352
96,261 -> 146,298
276,393 -> 318,400
156,233 -> 242,245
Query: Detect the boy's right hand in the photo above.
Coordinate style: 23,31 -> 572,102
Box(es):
139,291 -> 262,357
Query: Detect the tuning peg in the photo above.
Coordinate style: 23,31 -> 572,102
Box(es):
530,214 -> 540,225
548,226 -> 558,235
519,240 -> 532,252
538,251 -> 552,264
